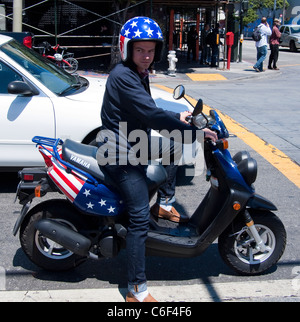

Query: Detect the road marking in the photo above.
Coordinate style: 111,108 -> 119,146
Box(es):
186,73 -> 227,81
154,84 -> 300,188
278,64 -> 300,68
0,279 -> 298,302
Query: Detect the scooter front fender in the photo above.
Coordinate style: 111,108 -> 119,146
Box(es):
247,193 -> 277,211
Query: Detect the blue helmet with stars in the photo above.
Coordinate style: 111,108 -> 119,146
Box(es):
119,16 -> 164,62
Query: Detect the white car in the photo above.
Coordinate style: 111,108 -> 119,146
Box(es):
0,34 -> 201,171
279,24 -> 300,52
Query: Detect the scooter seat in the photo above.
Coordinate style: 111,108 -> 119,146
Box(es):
62,139 -> 116,186
62,139 -> 168,192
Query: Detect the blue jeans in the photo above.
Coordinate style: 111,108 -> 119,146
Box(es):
103,135 -> 183,291
254,45 -> 268,72
104,164 -> 150,288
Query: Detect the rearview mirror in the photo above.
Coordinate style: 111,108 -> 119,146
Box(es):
8,81 -> 39,96
173,85 -> 185,100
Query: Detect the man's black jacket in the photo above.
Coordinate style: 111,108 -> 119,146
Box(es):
99,62 -> 198,163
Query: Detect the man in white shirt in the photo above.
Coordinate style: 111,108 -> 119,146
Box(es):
253,17 -> 272,72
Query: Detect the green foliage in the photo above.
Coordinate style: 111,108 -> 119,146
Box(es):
243,0 -> 289,26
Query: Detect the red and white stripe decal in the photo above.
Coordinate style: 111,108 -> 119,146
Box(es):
48,158 -> 85,202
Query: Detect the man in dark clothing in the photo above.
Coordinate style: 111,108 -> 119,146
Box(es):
97,16 -> 217,302
187,26 -> 198,62
200,24 -> 211,65
268,19 -> 281,70
207,23 -> 220,67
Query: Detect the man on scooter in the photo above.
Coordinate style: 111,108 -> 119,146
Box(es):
97,16 -> 217,302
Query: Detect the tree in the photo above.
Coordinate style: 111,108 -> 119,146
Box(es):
243,0 -> 289,26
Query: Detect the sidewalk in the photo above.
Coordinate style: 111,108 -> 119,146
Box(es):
79,58 -> 281,84
150,58 -> 281,84
1,279 -> 299,302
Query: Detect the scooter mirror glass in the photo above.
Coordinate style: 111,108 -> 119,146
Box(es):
173,85 -> 185,100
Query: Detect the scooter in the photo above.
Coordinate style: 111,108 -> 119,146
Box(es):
13,85 -> 286,276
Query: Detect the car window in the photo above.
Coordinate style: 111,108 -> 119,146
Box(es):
279,26 -> 285,33
0,61 -> 23,94
1,39 -> 79,95
285,27 -> 290,34
291,26 -> 300,34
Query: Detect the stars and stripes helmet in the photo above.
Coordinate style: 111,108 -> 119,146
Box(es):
119,16 -> 164,62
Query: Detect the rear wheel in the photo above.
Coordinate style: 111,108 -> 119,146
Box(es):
20,199 -> 88,271
218,210 -> 286,275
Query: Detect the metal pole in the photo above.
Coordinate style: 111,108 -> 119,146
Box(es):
238,0 -> 243,62
54,0 -> 58,45
273,0 -> 277,20
169,9 -> 174,51
282,0 -> 286,23
13,0 -> 22,32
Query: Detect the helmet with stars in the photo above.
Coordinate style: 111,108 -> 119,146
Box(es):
119,16 -> 164,62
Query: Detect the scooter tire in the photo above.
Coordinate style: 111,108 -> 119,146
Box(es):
20,199 -> 88,271
218,210 -> 286,276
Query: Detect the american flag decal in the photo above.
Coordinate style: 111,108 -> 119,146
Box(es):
48,158 -> 85,202
73,181 -> 124,217
48,157 -> 123,217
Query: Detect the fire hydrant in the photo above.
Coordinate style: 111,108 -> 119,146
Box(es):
167,50 -> 178,76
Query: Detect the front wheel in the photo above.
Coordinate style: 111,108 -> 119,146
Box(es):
218,210 -> 286,275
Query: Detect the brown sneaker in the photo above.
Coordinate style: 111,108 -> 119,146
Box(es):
150,203 -> 188,223
126,292 -> 158,302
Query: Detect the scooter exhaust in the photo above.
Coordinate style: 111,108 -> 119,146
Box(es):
35,219 -> 91,257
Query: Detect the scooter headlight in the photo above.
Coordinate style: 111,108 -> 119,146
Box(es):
237,157 -> 257,186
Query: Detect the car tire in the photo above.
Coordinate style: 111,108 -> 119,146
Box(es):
290,40 -> 297,52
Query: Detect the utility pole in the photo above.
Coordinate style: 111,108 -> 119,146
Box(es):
238,0 -> 248,63
13,0 -> 22,32
273,0 -> 277,21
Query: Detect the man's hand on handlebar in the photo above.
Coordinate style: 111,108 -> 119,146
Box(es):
203,128 -> 218,142
180,111 -> 192,125
180,111 -> 218,142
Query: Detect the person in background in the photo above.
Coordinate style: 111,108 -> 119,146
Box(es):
253,17 -> 272,72
268,19 -> 281,70
207,23 -> 220,67
200,24 -> 210,65
187,26 -> 198,63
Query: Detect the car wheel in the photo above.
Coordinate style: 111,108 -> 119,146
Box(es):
290,40 -> 297,52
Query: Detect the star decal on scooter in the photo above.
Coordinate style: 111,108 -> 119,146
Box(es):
99,199 -> 106,206
86,201 -> 94,209
107,206 -> 115,213
83,189 -> 91,197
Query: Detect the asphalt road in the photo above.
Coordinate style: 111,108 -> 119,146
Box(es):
0,40 -> 300,302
